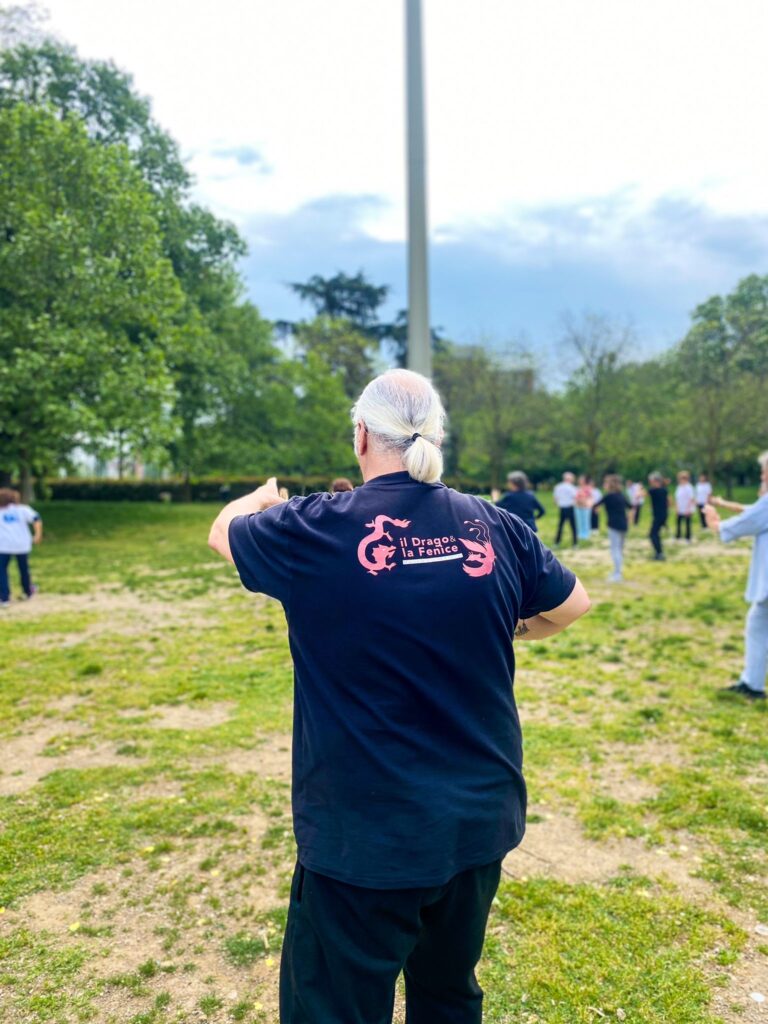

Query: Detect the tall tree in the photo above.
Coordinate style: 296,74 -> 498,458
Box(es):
0,104 -> 182,496
289,272 -> 389,335
559,312 -> 633,477
675,277 -> 768,482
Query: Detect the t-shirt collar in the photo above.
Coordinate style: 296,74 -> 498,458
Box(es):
363,471 -> 443,488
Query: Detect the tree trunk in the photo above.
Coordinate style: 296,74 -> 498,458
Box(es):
20,462 -> 35,503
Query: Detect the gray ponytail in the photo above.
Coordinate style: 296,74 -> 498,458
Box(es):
351,369 -> 445,484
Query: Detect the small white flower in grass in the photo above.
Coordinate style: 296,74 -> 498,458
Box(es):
616,1010 -> 626,1021
750,992 -> 765,1004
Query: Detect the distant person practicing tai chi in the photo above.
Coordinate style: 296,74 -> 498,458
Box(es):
695,472 -> 712,528
593,475 -> 632,582
648,472 -> 669,561
574,475 -> 594,541
208,369 -> 591,1022
675,471 -> 695,542
330,477 -> 354,493
0,488 -> 42,606
627,479 -> 646,526
554,471 -> 578,546
495,471 -> 546,532
705,450 -> 768,702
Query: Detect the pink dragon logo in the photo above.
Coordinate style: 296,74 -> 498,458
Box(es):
357,515 -> 411,575
459,520 -> 496,577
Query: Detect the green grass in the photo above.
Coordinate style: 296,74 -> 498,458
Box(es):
0,498 -> 766,1022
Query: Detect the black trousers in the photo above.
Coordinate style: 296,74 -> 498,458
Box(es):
649,517 -> 666,556
555,507 -> 577,545
676,514 -> 692,540
633,504 -> 642,526
279,859 -> 502,1024
697,504 -> 707,528
0,553 -> 31,602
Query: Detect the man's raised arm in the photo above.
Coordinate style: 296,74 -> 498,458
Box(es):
514,578 -> 591,641
208,477 -> 286,564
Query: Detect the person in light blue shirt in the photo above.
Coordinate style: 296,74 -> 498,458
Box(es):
706,450 -> 768,700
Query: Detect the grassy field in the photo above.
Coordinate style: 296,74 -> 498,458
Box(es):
1,497 -> 766,1024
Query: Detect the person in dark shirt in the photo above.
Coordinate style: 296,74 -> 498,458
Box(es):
648,471 -> 669,561
593,474 -> 632,582
496,471 -> 546,532
208,369 -> 591,1024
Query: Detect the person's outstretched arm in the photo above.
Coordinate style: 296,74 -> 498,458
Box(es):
208,477 -> 286,564
706,495 -> 768,541
32,519 -> 43,544
515,578 -> 591,640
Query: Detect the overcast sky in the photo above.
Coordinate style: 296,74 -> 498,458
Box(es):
40,0 -> 768,354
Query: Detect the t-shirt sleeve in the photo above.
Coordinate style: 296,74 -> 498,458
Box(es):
228,503 -> 294,604
22,505 -> 40,523
512,521 -> 576,619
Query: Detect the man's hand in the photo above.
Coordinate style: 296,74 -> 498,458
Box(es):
208,476 -> 287,564
704,503 -> 721,532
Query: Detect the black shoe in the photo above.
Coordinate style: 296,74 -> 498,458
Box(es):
653,553 -> 666,561
719,681 -> 766,701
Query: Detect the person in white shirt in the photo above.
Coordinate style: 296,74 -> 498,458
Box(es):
695,473 -> 712,529
553,472 -> 578,546
627,480 -> 646,526
675,471 -> 695,542
0,488 -> 42,605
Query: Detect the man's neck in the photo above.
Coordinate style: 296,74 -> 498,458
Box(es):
361,456 -> 407,483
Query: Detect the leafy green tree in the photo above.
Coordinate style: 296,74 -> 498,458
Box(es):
294,317 -> 375,400
558,312 -> 633,477
675,278 -> 768,482
0,40 -> 189,198
289,272 -> 389,335
278,352 -> 354,485
0,103 -> 181,496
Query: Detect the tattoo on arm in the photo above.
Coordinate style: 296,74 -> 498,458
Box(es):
514,620 -> 530,638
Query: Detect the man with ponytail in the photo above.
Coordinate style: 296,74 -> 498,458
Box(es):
209,369 -> 590,1023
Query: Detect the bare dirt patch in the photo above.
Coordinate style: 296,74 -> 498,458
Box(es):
713,940 -> 768,1023
504,813 -> 710,892
118,700 -> 234,733
11,584 -> 256,647
0,722 -> 137,796
218,733 -> 292,781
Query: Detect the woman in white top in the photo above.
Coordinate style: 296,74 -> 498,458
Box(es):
0,488 -> 42,605
675,471 -> 695,542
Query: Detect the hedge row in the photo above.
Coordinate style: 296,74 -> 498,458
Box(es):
45,476 -> 490,501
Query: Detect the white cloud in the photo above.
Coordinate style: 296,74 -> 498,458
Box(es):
40,0 -> 768,235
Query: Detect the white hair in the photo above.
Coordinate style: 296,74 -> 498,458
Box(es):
758,450 -> 768,470
351,369 -> 445,484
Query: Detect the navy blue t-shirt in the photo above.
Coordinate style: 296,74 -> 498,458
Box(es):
496,490 -> 546,532
229,471 -> 575,888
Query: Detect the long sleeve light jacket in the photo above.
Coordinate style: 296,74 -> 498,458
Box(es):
720,493 -> 768,603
